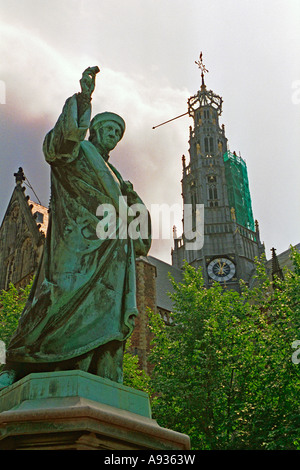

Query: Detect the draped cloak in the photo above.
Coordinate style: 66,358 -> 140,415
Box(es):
5,94 -> 151,364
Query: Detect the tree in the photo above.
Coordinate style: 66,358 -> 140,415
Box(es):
123,340 -> 153,394
0,281 -> 33,348
148,248 -> 300,450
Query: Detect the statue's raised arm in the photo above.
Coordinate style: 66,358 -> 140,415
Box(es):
77,66 -> 100,118
43,66 -> 100,164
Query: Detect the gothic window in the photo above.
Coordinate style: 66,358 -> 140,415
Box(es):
34,211 -> 44,224
207,175 -> 219,207
208,187 -> 218,200
21,237 -> 34,278
5,256 -> 15,290
203,110 -> 209,120
191,191 -> 197,228
159,309 -> 173,325
204,137 -> 215,154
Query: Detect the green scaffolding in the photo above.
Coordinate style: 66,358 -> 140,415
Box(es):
223,151 -> 255,231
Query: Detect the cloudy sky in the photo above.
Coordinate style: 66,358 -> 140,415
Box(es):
0,0 -> 299,263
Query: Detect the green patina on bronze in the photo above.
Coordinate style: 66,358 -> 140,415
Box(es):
0,67 -> 151,387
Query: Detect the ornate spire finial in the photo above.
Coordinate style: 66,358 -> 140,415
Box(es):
14,167 -> 25,185
195,52 -> 209,88
173,225 -> 178,239
271,247 -> 284,283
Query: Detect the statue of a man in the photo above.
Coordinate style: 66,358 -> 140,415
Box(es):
0,67 -> 151,389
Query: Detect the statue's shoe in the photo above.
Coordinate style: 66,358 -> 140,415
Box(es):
0,369 -> 17,391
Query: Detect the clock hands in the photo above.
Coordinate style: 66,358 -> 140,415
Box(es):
217,259 -> 226,275
208,258 -> 236,282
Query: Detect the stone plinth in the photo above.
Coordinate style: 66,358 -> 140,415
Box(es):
0,371 -> 190,450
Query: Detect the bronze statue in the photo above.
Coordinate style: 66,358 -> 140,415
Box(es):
0,67 -> 151,389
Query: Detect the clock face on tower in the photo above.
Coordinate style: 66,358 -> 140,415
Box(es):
207,258 -> 236,282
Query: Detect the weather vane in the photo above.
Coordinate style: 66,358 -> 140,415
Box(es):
195,52 -> 209,86
152,52 -> 209,130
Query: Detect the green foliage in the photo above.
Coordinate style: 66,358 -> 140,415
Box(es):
123,339 -> 153,395
149,248 -> 300,450
0,280 -> 33,346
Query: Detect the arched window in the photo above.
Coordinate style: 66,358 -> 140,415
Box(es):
204,137 -> 215,154
5,256 -> 15,290
207,175 -> 219,207
21,237 -> 34,278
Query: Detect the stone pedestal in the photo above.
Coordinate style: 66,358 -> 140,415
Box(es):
0,371 -> 190,450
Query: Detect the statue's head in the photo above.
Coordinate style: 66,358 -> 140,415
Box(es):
89,112 -> 125,155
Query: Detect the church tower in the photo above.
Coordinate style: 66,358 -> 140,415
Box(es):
172,54 -> 265,290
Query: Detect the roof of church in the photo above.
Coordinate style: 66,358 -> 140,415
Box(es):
0,185 -> 47,242
0,167 -> 49,238
265,242 -> 300,275
142,255 -> 183,312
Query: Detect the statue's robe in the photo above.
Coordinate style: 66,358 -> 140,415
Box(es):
6,94 -> 151,365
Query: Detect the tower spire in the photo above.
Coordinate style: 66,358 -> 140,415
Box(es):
195,51 -> 209,89
271,247 -> 284,282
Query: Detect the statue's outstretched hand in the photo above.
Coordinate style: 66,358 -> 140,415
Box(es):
80,66 -> 100,97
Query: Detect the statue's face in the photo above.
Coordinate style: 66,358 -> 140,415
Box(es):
96,121 -> 122,152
